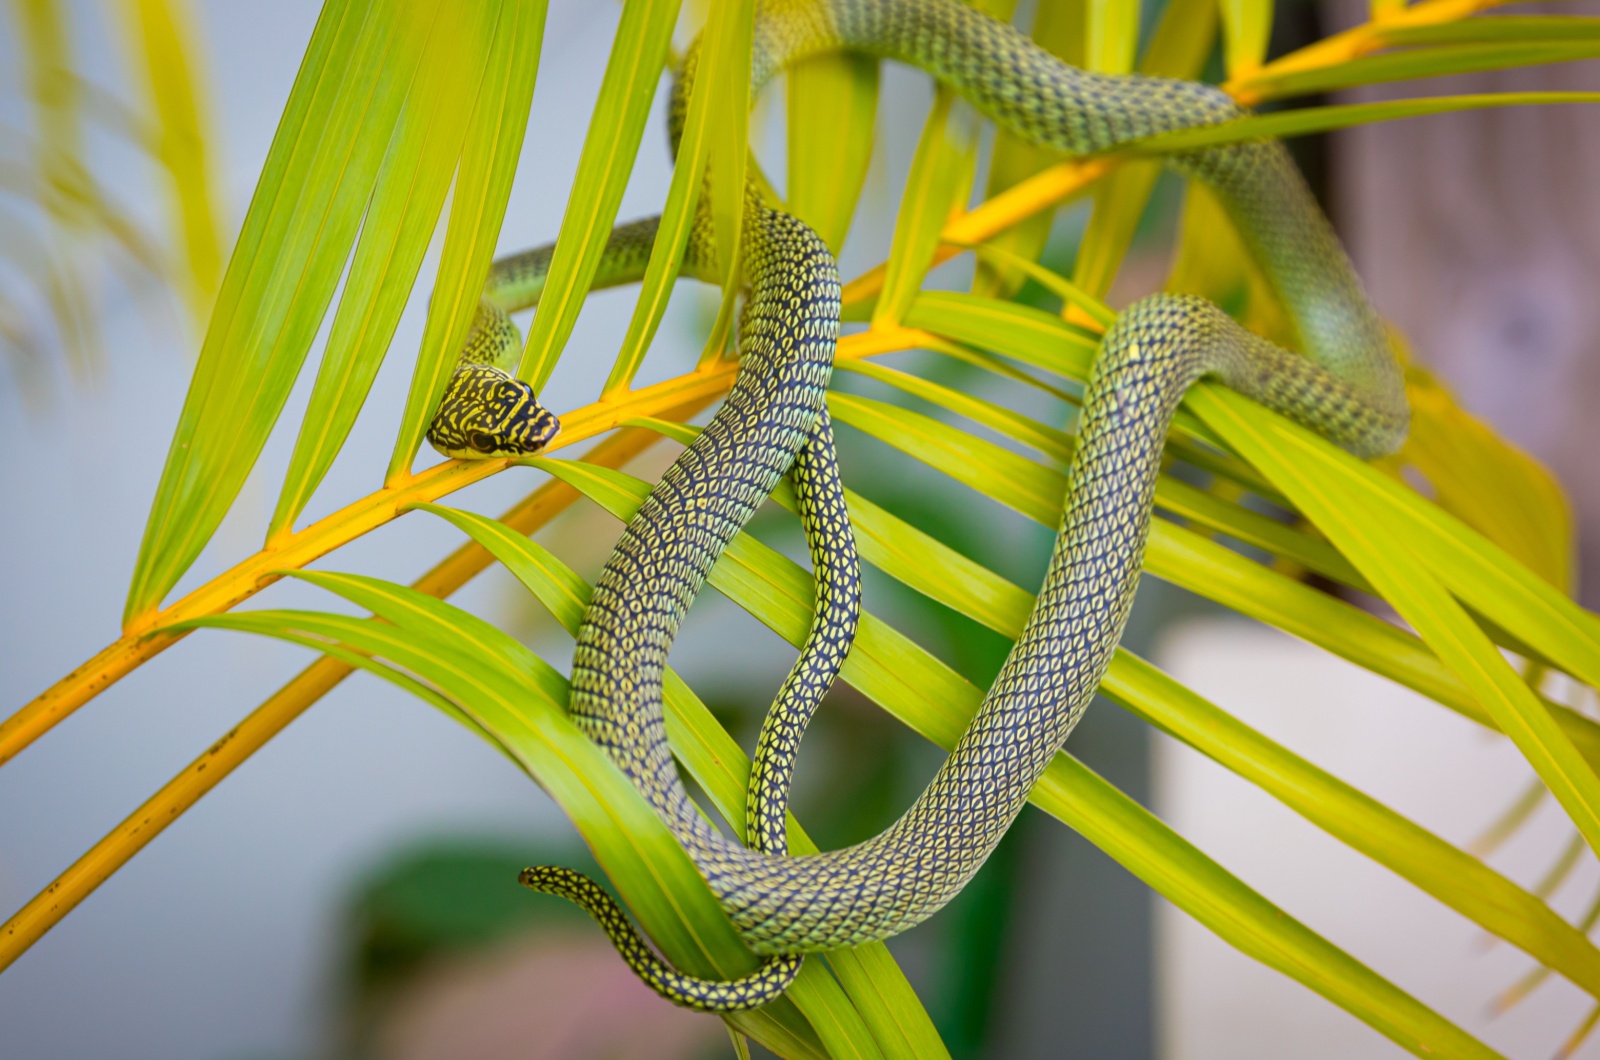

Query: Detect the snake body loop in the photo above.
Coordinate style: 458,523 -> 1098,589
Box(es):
437,0 -> 1411,1012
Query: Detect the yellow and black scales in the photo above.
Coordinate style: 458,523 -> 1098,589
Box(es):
426,0 -> 1410,1012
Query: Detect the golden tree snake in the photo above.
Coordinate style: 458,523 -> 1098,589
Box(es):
423,0 -> 1409,1013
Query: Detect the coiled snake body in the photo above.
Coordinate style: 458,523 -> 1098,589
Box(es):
427,0 -> 1409,1012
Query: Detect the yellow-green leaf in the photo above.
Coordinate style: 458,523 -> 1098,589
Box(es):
519,0 -> 682,390
1068,0 -> 1218,318
1069,161 -> 1160,301
126,0 -> 433,623
1376,16 -> 1600,45
873,88 -> 978,327
1035,757 -> 1500,1060
1241,42 -> 1600,102
1087,0 -> 1140,75
1104,654 -> 1600,1002
600,2 -> 749,395
116,0 -> 224,328
1139,0 -> 1219,78
695,0 -> 756,368
971,0 -> 1079,299
787,53 -> 880,255
706,0 -> 755,298
1220,0 -> 1273,77
961,240 -> 1118,326
1190,386 -> 1600,862
903,290 -> 1099,378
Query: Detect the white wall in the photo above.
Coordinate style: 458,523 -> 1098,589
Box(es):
1155,620 -> 1598,1059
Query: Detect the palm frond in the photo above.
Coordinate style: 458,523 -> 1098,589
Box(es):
6,0 -> 1600,1054
0,0 -> 218,388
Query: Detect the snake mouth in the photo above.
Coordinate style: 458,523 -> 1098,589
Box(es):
526,416 -> 562,455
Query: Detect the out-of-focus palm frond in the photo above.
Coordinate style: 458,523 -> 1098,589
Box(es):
0,0 -> 225,394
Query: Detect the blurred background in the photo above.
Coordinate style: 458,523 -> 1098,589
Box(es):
0,0 -> 1596,1057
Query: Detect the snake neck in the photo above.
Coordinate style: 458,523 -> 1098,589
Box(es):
483,216 -> 665,314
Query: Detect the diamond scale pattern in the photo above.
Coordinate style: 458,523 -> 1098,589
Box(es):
502,0 -> 1412,1012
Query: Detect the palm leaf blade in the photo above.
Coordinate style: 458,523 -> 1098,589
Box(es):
787,53 -> 880,255
124,0 -> 430,622
117,0 -> 225,326
181,599 -> 870,1058
519,0 -> 683,389
1191,389 -> 1600,861
874,88 -> 978,327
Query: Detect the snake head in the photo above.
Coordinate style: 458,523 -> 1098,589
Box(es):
427,364 -> 561,460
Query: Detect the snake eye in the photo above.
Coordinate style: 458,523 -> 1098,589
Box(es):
468,431 -> 497,453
